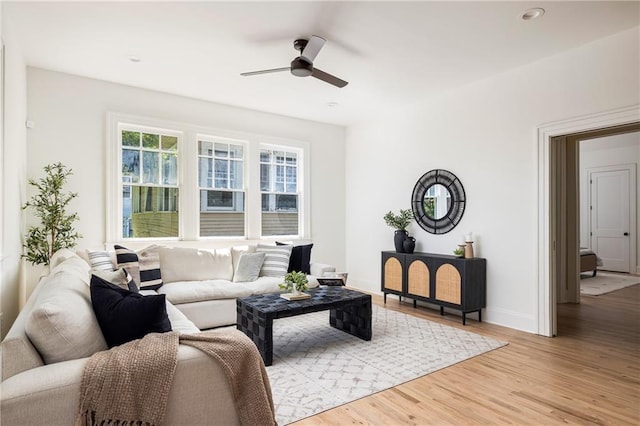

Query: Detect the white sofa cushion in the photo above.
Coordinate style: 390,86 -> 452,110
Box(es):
25,255 -> 108,364
158,280 -> 254,305
233,252 -> 266,283
242,276 -> 285,295
160,247 -> 233,283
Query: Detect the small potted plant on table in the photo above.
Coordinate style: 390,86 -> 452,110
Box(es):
279,271 -> 310,300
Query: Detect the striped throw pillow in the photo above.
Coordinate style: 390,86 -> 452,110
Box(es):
87,250 -> 115,271
114,245 -> 163,291
256,244 -> 293,277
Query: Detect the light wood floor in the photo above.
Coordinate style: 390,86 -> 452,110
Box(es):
294,284 -> 640,425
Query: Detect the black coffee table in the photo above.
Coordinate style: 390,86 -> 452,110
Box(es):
236,286 -> 372,366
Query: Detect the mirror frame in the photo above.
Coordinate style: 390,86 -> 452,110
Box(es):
411,169 -> 466,234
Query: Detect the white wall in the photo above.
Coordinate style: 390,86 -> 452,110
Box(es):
345,27 -> 640,333
1,8 -> 28,338
580,132 -> 640,270
24,68 -> 346,296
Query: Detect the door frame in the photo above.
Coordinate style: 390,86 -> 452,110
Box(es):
537,104 -> 640,337
587,164 -> 636,273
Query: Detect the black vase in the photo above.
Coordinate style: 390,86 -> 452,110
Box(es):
394,230 -> 408,253
403,236 -> 416,254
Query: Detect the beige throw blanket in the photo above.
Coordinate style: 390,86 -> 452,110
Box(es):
76,330 -> 276,426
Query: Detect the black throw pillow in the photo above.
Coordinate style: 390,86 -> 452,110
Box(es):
277,242 -> 313,274
90,274 -> 171,348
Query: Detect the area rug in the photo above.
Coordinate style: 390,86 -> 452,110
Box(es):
265,306 -> 506,425
580,272 -> 640,296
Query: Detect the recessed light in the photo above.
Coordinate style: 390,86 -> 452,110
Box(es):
522,8 -> 545,21
128,55 -> 141,63
327,102 -> 339,107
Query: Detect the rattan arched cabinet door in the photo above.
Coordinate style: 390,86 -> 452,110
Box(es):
383,256 -> 403,292
435,263 -> 461,305
407,259 -> 429,298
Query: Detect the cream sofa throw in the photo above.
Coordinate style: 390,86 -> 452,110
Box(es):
76,330 -> 276,426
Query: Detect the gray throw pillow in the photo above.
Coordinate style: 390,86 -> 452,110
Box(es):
233,252 -> 266,282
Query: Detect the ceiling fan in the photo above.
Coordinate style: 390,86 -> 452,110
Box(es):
241,35 -> 348,88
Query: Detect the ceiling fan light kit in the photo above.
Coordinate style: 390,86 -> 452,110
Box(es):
241,35 -> 348,88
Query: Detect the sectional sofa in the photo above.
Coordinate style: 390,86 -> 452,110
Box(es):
1,243 -> 335,425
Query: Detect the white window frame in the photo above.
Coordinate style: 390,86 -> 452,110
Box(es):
197,135 -> 247,215
106,112 -> 310,243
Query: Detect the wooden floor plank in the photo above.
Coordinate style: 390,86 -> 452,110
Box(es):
293,284 -> 640,425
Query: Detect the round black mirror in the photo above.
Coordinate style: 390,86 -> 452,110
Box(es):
411,169 -> 465,234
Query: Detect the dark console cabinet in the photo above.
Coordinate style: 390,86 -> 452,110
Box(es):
381,251 -> 486,325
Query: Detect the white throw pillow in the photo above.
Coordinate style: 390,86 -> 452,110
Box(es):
231,245 -> 257,274
87,250 -> 116,271
256,244 -> 293,277
233,252 -> 266,282
159,247 -> 233,283
25,257 -> 108,364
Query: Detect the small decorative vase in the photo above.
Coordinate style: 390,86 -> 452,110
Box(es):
291,287 -> 301,296
403,236 -> 416,254
394,230 -> 408,253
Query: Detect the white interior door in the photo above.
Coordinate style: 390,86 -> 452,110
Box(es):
590,167 -> 631,272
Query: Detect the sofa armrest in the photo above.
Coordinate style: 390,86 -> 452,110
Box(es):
1,345 -> 241,426
310,262 -> 336,277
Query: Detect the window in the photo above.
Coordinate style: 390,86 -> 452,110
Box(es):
120,128 -> 179,238
260,148 -> 299,236
109,113 -> 309,241
198,139 -> 245,237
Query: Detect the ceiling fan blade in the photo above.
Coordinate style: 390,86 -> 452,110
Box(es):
311,68 -> 348,88
300,35 -> 326,63
241,67 -> 290,77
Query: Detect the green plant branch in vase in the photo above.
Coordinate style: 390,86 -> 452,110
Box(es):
279,271 -> 309,295
383,209 -> 414,231
22,162 -> 82,266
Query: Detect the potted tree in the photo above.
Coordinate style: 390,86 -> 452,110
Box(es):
383,209 -> 415,253
22,162 -> 81,266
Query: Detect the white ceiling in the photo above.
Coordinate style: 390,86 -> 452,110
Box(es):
4,1 -> 639,126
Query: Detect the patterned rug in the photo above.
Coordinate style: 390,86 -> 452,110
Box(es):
266,305 -> 507,425
580,272 -> 640,296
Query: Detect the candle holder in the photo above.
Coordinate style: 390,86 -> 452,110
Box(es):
464,241 -> 474,259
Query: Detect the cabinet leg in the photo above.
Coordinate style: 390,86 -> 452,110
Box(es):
413,299 -> 417,308
384,293 -> 387,304
440,306 -> 444,316
463,312 -> 466,325
399,295 -> 402,303
478,309 -> 482,322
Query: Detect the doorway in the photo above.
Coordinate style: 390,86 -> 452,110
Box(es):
537,105 -> 640,337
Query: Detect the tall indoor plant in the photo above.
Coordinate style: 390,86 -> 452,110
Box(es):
383,209 -> 414,253
22,162 -> 82,266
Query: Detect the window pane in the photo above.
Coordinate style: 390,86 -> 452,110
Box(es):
199,157 -> 212,188
286,153 -> 297,166
275,165 -> 284,192
124,186 -> 179,238
260,150 -> 271,163
122,149 -> 140,183
142,133 -> 159,149
261,193 -> 298,236
214,143 -> 228,158
122,131 -> 140,147
142,151 -> 159,184
229,160 -> 243,190
200,190 -> 245,237
214,159 -> 228,188
260,164 -> 270,191
230,144 -> 243,159
275,151 -> 285,164
162,153 -> 178,185
199,141 -> 213,156
286,166 -> 297,192
161,135 -> 178,151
